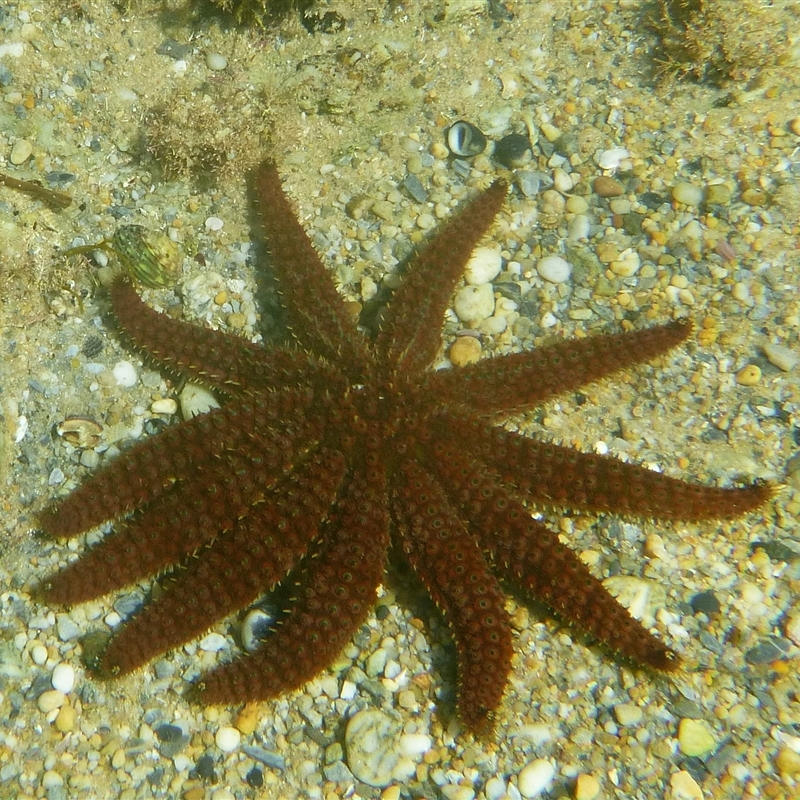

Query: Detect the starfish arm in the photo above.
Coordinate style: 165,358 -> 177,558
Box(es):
94,447 -> 349,677
377,180 -> 508,377
393,459 -> 513,735
422,319 -> 693,416
111,278 -> 331,395
444,416 -> 772,521
255,160 -> 371,372
424,432 -> 678,671
196,460 -> 390,704
40,390 -> 317,539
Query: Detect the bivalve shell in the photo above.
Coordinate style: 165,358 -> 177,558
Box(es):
446,121 -> 487,158
111,225 -> 181,289
56,416 -> 103,449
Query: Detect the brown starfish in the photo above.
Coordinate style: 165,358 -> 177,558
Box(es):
41,159 -> 771,734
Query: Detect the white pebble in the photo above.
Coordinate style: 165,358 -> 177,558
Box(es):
41,771 -> 64,789
568,214 -> 590,240
31,644 -> 48,665
552,167 -> 574,193
198,632 -> 227,652
518,759 -> 555,798
10,138 -> 33,165
596,147 -> 629,170
205,216 -> 225,232
763,342 -> 798,372
37,689 -> 66,713
672,182 -> 704,206
215,726 -> 241,753
345,708 -> 405,788
536,255 -> 572,284
453,283 -> 495,324
151,398 -> 178,415
205,52 -> 228,70
112,361 -> 138,388
464,246 -> 502,285
51,663 -> 75,693
399,733 -> 432,757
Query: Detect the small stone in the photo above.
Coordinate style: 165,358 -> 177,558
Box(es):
399,733 -> 432,757
536,255 -> 572,284
775,746 -> 800,777
677,718 -> 717,758
51,662 -> 75,693
705,183 -> 732,205
517,759 -> 555,798
41,770 -> 64,789
565,195 -> 588,214
574,773 -> 601,800
672,182 -> 704,206
31,644 -> 48,665
762,342 -> 798,372
690,590 -> 721,616
54,704 -> 76,733
784,602 -> 800,647
453,284 -> 495,325
37,689 -> 66,713
111,748 -> 127,769
464,246 -> 502,285
609,248 -> 641,277
735,364 -> 762,386
669,770 -> 703,800
151,398 -> 178,415
205,52 -> 227,70
9,138 -> 33,164
112,361 -> 138,388
215,726 -> 241,753
198,632 -> 227,652
235,704 -> 260,736
614,702 -> 643,726
596,147 -> 629,170
592,175 -> 624,197
790,117 -> 800,136
441,786 -> 474,800
205,216 -> 224,232
449,336 -> 482,367
740,188 -> 766,206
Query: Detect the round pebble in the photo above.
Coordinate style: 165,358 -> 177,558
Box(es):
31,644 -> 48,665
151,398 -> 178,415
453,284 -> 495,324
449,336 -> 482,366
593,175 -> 624,197
609,248 -> 641,277
112,361 -> 138,388
735,364 -> 762,386
775,746 -> 800,777
677,718 -> 716,757
215,726 -> 241,753
536,255 -> 572,284
9,138 -> 33,164
51,662 -> 75,693
614,702 -> 643,726
464,246 -> 502,285
574,774 -> 601,800
706,183 -> 732,205
37,689 -> 66,713
517,759 -> 555,798
762,342 -> 798,372
345,708 -> 413,788
672,182 -> 704,206
669,770 -> 703,800
565,195 -> 588,214
55,704 -> 76,733
205,52 -> 228,70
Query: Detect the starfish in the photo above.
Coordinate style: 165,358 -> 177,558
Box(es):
41,159 -> 770,734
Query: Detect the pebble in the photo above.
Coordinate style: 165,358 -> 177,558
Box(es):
215,726 -> 241,753
614,702 -> 643,726
593,175 -> 624,197
449,336 -> 482,366
51,663 -> 75,693
453,284 -> 495,324
517,759 -> 555,798
112,361 -> 138,388
705,183 -> 732,205
565,195 -> 588,214
672,182 -> 704,206
198,632 -> 227,652
574,773 -> 601,800
235,704 -> 260,736
609,248 -> 641,277
151,398 -> 178,415
31,644 -> 48,665
536,255 -> 572,284
205,216 -> 224,232
205,52 -> 227,70
596,147 -> 629,170
735,364 -> 762,386
345,708 -> 414,788
464,246 -> 502,285
37,689 -> 66,713
775,746 -> 800,777
677,718 -> 716,757
9,138 -> 33,164
669,770 -> 703,800
785,602 -> 800,647
762,342 -> 798,372
55,704 -> 76,733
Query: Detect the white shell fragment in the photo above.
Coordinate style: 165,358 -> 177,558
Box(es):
112,361 -> 138,388
180,383 -> 221,420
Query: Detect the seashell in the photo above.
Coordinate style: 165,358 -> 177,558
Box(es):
180,383 -> 221,420
494,132 -> 532,168
445,120 -> 487,158
56,416 -> 103,448
110,225 -> 181,289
